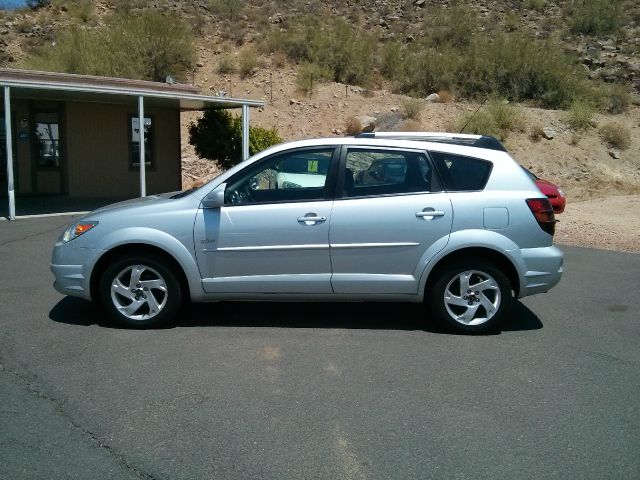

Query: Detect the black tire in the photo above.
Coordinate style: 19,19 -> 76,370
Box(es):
427,258 -> 513,334
99,254 -> 183,329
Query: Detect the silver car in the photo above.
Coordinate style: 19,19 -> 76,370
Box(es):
51,133 -> 563,333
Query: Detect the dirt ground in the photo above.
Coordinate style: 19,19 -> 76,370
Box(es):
554,195 -> 640,253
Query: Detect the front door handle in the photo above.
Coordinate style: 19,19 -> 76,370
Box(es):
416,208 -> 445,219
297,213 -> 327,225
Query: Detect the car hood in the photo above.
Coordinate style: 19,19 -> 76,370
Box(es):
87,191 -> 182,216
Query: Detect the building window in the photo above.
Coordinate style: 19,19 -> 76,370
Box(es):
34,111 -> 61,168
129,115 -> 153,167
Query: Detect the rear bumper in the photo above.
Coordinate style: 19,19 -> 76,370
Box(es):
517,245 -> 564,298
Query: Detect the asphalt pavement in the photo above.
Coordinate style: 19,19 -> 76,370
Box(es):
0,215 -> 638,480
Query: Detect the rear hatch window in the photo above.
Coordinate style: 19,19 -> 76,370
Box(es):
430,151 -> 493,191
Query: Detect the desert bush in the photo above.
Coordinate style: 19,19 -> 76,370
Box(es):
266,17 -> 375,87
397,32 -> 588,108
436,90 -> 454,103
487,99 -> 524,133
217,52 -> 235,74
423,3 -> 478,48
189,109 -> 282,170
599,122 -> 631,150
344,116 -> 362,136
27,10 -> 195,82
567,0 -> 622,35
209,0 -> 245,21
457,110 -> 500,139
55,0 -> 96,24
605,85 -> 630,114
401,97 -> 423,120
296,62 -> 331,94
566,100 -> 595,131
238,46 -> 258,78
380,41 -> 404,81
526,0 -> 546,11
271,51 -> 286,69
530,124 -> 545,142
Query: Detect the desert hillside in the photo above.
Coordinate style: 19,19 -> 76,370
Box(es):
1,0 -> 639,251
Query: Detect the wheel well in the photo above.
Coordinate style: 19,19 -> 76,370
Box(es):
425,247 -> 521,296
90,243 -> 190,301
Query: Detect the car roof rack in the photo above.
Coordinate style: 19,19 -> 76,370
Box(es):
355,132 -> 507,152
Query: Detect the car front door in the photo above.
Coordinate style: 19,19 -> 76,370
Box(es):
329,147 -> 453,295
194,147 -> 338,294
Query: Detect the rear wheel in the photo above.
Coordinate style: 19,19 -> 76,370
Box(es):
99,254 -> 183,328
427,259 -> 512,334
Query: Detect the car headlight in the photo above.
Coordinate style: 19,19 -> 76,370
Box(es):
61,221 -> 98,243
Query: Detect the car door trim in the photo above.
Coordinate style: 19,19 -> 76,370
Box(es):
216,244 -> 329,252
330,242 -> 420,249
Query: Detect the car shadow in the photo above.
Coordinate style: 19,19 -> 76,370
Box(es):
49,297 -> 543,335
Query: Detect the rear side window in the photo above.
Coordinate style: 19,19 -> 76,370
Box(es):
430,152 -> 493,191
342,149 -> 440,198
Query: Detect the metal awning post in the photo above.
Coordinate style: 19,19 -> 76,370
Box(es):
241,104 -> 249,161
3,86 -> 16,220
138,95 -> 146,197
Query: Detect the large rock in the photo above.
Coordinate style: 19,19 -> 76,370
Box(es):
425,93 -> 440,103
542,127 -> 556,140
357,116 -> 377,133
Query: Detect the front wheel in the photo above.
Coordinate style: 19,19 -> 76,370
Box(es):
99,254 -> 183,328
427,260 -> 513,334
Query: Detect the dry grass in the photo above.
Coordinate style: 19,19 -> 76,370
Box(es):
436,90 -> 454,103
271,51 -> 286,69
400,97 -> 423,120
399,119 -> 423,131
600,122 -> 631,150
530,124 -> 544,142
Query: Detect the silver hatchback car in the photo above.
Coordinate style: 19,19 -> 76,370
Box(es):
51,132 -> 563,333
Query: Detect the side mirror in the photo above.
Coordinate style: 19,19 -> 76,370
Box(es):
201,183 -> 226,209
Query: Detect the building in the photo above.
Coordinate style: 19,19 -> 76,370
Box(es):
1,68 -> 264,219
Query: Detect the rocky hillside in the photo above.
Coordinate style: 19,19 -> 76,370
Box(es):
2,0 -> 640,205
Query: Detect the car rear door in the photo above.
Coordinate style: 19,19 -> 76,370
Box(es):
329,146 -> 453,295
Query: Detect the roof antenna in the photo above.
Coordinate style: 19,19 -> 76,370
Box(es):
459,96 -> 489,134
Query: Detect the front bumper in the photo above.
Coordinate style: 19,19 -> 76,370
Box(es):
518,245 -> 564,298
51,242 -> 104,301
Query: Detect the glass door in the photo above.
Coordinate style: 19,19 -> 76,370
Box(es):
32,106 -> 65,195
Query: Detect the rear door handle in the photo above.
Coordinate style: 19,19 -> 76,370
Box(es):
416,208 -> 445,219
298,213 -> 327,225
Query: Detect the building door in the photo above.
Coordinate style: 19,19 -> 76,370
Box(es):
31,105 -> 65,195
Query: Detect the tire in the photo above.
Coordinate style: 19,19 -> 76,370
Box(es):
427,259 -> 513,334
99,254 -> 183,329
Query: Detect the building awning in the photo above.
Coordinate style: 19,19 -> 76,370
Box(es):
0,68 -> 264,110
1,68 -> 264,220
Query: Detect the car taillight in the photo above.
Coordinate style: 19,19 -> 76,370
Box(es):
526,198 -> 556,235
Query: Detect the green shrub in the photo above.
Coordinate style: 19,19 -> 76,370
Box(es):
296,62 -> 331,95
400,97 -> 423,120
566,100 -> 596,131
265,17 -> 375,87
238,46 -> 259,78
379,41 -> 404,81
600,122 -> 631,150
605,85 -> 630,114
423,3 -> 478,48
567,0 -> 622,35
27,10 -> 196,82
487,99 -> 523,133
57,0 -> 96,24
188,109 -> 282,170
209,0 -> 245,21
217,52 -> 236,74
457,110 -> 500,139
526,0 -> 546,11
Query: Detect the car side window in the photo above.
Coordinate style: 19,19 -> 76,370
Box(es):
224,148 -> 335,205
429,151 -> 493,192
342,149 -> 437,198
